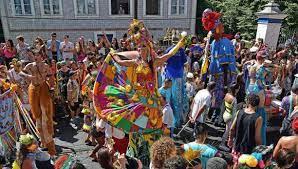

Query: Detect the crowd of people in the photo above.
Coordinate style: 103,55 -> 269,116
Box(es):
0,17 -> 297,169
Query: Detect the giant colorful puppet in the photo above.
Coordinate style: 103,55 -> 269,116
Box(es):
164,30 -> 188,127
201,9 -> 237,120
93,19 -> 186,164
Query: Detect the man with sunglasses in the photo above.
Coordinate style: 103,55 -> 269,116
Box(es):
47,32 -> 61,62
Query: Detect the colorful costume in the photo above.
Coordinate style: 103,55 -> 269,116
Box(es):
93,20 -> 185,164
93,53 -> 162,133
28,82 -> 56,155
246,64 -> 268,145
164,45 -> 188,127
201,9 -> 237,108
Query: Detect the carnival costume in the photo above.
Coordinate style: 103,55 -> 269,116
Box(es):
164,44 -> 188,127
245,51 -> 270,145
28,82 -> 55,155
93,19 -> 186,165
201,9 -> 237,108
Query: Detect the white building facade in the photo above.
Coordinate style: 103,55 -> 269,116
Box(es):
0,0 -> 197,42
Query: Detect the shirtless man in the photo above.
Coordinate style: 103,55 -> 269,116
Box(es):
20,49 -> 56,156
273,117 -> 298,165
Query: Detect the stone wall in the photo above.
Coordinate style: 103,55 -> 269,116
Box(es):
1,0 -> 194,43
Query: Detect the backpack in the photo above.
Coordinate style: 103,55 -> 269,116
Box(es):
280,95 -> 298,136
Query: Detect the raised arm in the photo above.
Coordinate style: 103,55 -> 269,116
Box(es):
154,32 -> 187,67
19,64 -> 34,80
109,49 -> 137,67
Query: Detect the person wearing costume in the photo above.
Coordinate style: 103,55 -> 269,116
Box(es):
20,50 -> 56,156
13,134 -> 53,169
164,33 -> 188,127
93,19 -> 186,165
201,9 -> 237,124
246,50 -> 271,145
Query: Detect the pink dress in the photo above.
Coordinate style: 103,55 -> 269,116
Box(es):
3,48 -> 16,59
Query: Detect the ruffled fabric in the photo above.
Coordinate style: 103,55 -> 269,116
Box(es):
93,54 -> 163,134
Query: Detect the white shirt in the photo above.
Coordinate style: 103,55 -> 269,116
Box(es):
8,68 -> 21,82
162,103 -> 175,128
98,120 -> 125,139
59,41 -> 74,60
16,43 -> 30,62
186,81 -> 195,99
191,89 -> 212,123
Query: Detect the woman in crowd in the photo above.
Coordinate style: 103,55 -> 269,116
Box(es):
75,36 -> 87,62
111,38 -> 120,51
13,134 -> 53,169
86,39 -> 98,56
2,39 -> 17,68
219,83 -> 238,151
246,50 -> 270,145
34,37 -> 46,60
93,20 -> 187,159
97,33 -> 111,56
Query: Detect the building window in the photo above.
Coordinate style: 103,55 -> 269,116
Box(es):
75,0 -> 97,16
145,0 -> 161,16
170,0 -> 186,15
41,0 -> 62,15
12,0 -> 34,15
111,0 -> 130,15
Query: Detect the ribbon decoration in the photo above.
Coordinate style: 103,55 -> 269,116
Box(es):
0,90 -> 19,156
14,93 -> 40,139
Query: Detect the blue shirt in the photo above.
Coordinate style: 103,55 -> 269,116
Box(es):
190,44 -> 203,55
183,142 -> 218,169
165,46 -> 187,78
47,39 -> 61,60
159,86 -> 172,103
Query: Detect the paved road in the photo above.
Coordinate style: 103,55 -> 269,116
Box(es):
54,117 -> 102,169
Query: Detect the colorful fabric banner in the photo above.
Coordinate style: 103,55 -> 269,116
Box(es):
0,90 -> 14,135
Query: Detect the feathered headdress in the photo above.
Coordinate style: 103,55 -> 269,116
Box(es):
128,19 -> 153,49
201,8 -> 222,32
183,147 -> 201,165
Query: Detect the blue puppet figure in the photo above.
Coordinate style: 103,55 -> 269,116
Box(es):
202,9 -> 237,123
164,43 -> 189,127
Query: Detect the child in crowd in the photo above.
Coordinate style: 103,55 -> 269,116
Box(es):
159,78 -> 172,103
186,72 -> 195,103
67,71 -> 80,122
161,96 -> 175,137
82,99 -> 93,145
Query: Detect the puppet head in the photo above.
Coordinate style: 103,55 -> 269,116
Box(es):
202,9 -> 223,40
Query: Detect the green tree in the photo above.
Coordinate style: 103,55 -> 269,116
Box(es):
196,0 -> 297,40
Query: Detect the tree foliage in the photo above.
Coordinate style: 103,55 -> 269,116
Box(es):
196,0 -> 298,40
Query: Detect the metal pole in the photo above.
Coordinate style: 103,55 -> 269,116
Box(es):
134,0 -> 138,19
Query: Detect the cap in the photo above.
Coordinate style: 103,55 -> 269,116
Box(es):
187,72 -> 194,79
206,157 -> 228,169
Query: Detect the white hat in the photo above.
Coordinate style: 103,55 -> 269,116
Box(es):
187,72 -> 194,78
